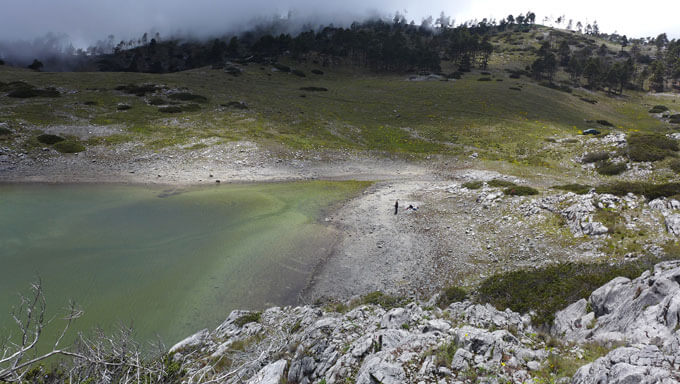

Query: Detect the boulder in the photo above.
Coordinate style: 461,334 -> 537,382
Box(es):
247,360 -> 287,384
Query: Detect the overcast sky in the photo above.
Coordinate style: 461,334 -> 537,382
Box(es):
1,0 -> 678,47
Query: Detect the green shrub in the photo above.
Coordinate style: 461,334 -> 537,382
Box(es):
552,184 -> 592,194
54,140 -> 85,153
115,84 -> 158,96
488,179 -> 517,188
116,104 -> 131,111
438,286 -> 468,308
447,71 -> 463,79
670,114 -> 680,124
36,134 -> 65,145
670,159 -> 680,173
181,103 -> 201,112
477,257 -> 670,326
596,120 -> 614,127
7,87 -> 60,98
273,63 -> 291,72
83,100 -> 98,106
147,97 -> 167,105
627,133 -> 678,162
168,93 -> 208,103
504,186 -> 539,196
462,180 -> 483,189
0,81 -> 34,92
582,151 -> 610,163
477,77 -> 492,81
159,106 -> 183,113
222,101 -> 248,109
596,161 -> 627,176
292,69 -> 306,77
299,87 -> 328,92
509,87 -> 522,91
0,127 -> 11,136
595,182 -> 680,200
580,97 -> 598,104
234,312 -> 262,327
649,105 -> 669,113
311,69 -> 324,75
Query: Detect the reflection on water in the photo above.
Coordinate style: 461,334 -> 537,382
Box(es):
0,181 -> 366,347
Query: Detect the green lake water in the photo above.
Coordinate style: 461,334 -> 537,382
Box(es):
0,181 -> 366,348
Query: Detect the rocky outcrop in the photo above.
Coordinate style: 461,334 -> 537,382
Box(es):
553,260 -> 680,382
650,198 -> 680,236
169,262 -> 680,383
171,301 -> 551,384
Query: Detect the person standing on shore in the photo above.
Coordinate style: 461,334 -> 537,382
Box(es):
394,200 -> 399,215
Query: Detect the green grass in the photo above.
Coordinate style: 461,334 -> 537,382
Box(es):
0,53 -> 668,160
357,291 -> 410,310
233,312 -> 262,327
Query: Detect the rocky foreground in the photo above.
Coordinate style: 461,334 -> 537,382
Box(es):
168,261 -> 680,384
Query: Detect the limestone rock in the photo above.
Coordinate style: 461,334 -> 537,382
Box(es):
247,360 -> 287,384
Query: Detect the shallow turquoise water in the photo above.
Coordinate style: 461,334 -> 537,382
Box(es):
0,181 -> 365,348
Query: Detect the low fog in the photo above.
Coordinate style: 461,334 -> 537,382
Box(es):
0,0 -> 679,69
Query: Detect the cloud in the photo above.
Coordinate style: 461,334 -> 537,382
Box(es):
0,0 -> 677,50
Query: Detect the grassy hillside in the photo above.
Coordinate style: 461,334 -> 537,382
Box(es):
0,27 -> 676,174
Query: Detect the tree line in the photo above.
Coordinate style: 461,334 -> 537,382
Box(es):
94,14 -> 526,74
529,31 -> 680,93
